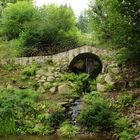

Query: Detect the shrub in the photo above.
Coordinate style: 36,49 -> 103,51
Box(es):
115,117 -> 135,140
46,111 -> 66,128
62,73 -> 89,94
58,121 -> 79,138
1,1 -> 37,40
1,63 -> 17,71
118,129 -> 135,140
115,93 -> 134,109
89,80 -> 97,91
19,4 -> 78,56
78,92 -> 116,132
0,89 -> 39,135
32,124 -> 54,135
22,64 -> 37,77
105,83 -> 114,92
0,118 -> 16,136
116,48 -> 135,65
115,117 -> 132,132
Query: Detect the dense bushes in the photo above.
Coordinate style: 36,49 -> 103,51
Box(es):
78,91 -> 135,139
0,1 -> 79,56
88,0 -> 140,63
0,89 -> 39,135
46,111 -> 66,128
78,91 -> 116,132
58,121 -> 79,138
114,117 -> 135,140
62,73 -> 89,94
1,1 -> 37,40
0,88 -> 67,136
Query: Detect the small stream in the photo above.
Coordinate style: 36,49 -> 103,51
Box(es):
70,99 -> 82,124
0,135 -> 113,140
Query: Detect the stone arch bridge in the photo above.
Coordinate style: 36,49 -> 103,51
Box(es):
1,46 -> 117,74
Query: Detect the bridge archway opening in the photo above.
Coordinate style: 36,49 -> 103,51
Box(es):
69,53 -> 102,78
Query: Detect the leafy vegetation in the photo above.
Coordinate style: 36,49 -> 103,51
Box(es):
62,73 -> 89,94
115,117 -> 135,140
115,93 -> 134,109
0,1 -> 79,57
46,111 -> 66,128
78,91 -> 116,132
0,0 -> 139,139
88,0 -> 140,63
78,91 -> 136,139
22,64 -> 37,77
0,89 -> 39,135
58,121 -> 79,138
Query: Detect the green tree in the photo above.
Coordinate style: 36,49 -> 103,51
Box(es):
77,11 -> 89,33
88,0 -> 140,60
20,4 -> 78,56
1,1 -> 36,40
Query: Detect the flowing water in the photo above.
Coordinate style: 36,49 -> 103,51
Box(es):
0,135 -> 113,140
70,99 -> 82,124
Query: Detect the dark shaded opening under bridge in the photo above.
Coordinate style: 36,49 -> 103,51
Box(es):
69,53 -> 102,78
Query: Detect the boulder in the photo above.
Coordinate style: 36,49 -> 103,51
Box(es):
111,68 -> 120,74
135,135 -> 140,140
48,67 -> 55,73
36,69 -> 46,76
41,76 -> 46,80
37,86 -> 45,93
58,84 -> 71,94
36,74 -> 41,78
105,74 -> 114,85
38,79 -> 45,83
6,84 -> 13,90
47,76 -> 55,82
49,87 -> 57,94
97,83 -> 106,92
52,83 -> 59,87
45,72 -> 53,77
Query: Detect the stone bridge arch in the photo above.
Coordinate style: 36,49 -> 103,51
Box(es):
1,46 -> 116,77
52,46 -> 115,74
